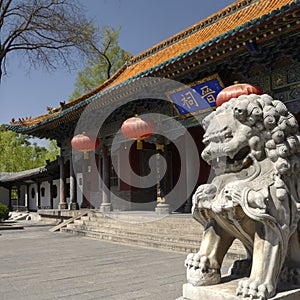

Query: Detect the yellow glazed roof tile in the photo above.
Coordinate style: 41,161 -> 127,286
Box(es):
9,0 -> 298,128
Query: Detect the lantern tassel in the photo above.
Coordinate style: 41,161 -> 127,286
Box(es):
137,139 -> 143,150
83,150 -> 89,160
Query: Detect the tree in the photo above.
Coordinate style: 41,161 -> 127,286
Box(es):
44,139 -> 59,162
0,203 -> 9,220
0,0 -> 96,81
0,130 -> 59,172
70,26 -> 131,100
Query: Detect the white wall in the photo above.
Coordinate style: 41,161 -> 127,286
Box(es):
26,180 -> 61,210
28,183 -> 37,211
1,176 -> 79,211
52,179 -> 60,209
40,182 -> 50,209
0,178 -> 71,211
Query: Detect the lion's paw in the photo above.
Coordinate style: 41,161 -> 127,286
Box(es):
185,253 -> 209,271
236,279 -> 275,299
185,253 -> 221,286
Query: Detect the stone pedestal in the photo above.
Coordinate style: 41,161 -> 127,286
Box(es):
58,203 -> 68,210
69,202 -> 79,210
99,203 -> 112,213
180,278 -> 300,300
155,203 -> 170,214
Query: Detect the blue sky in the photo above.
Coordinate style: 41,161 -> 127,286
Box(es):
0,0 -> 234,125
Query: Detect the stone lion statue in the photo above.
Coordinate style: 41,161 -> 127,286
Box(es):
185,93 -> 300,299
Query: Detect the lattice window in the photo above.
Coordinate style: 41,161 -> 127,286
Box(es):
246,64 -> 271,95
272,56 -> 300,113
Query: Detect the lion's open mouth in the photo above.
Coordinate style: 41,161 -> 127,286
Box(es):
227,146 -> 250,164
212,146 -> 251,173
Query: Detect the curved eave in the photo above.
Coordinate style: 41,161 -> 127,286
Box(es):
0,167 -> 46,182
5,0 -> 300,135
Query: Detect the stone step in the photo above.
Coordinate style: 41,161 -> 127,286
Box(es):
0,224 -> 24,230
73,219 -> 202,237
61,211 -> 246,257
75,212 -> 202,230
84,211 -> 201,226
61,226 -> 245,259
66,223 -> 201,246
81,215 -> 198,225
61,227 -> 201,253
86,213 -> 200,225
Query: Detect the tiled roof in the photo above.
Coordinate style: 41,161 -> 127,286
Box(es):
0,159 -> 59,183
107,0 -> 296,87
7,0 -> 300,132
0,167 -> 46,182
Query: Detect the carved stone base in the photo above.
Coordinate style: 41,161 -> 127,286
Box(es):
181,278 -> 300,300
99,203 -> 112,213
69,202 -> 79,210
58,203 -> 68,210
155,203 -> 170,214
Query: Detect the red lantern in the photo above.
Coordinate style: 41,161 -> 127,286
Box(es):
216,83 -> 263,107
121,116 -> 155,150
71,133 -> 99,159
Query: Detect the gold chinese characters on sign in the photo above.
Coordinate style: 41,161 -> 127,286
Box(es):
168,74 -> 224,117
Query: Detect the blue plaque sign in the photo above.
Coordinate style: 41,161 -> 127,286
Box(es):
168,75 -> 224,116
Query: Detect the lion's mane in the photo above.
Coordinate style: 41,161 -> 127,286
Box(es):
203,93 -> 300,176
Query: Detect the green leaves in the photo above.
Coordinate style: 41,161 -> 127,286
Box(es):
0,130 -> 59,172
0,203 -> 9,221
69,26 -> 131,101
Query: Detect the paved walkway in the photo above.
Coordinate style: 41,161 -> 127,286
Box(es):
0,220 -> 188,300
0,220 -> 233,300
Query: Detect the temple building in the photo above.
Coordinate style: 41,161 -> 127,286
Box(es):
2,0 -> 300,213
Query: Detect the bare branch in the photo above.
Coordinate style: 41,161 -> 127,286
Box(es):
0,0 -> 13,30
0,0 -> 96,81
89,42 -> 112,79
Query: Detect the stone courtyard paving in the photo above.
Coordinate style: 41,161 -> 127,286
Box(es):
0,220 -> 187,300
